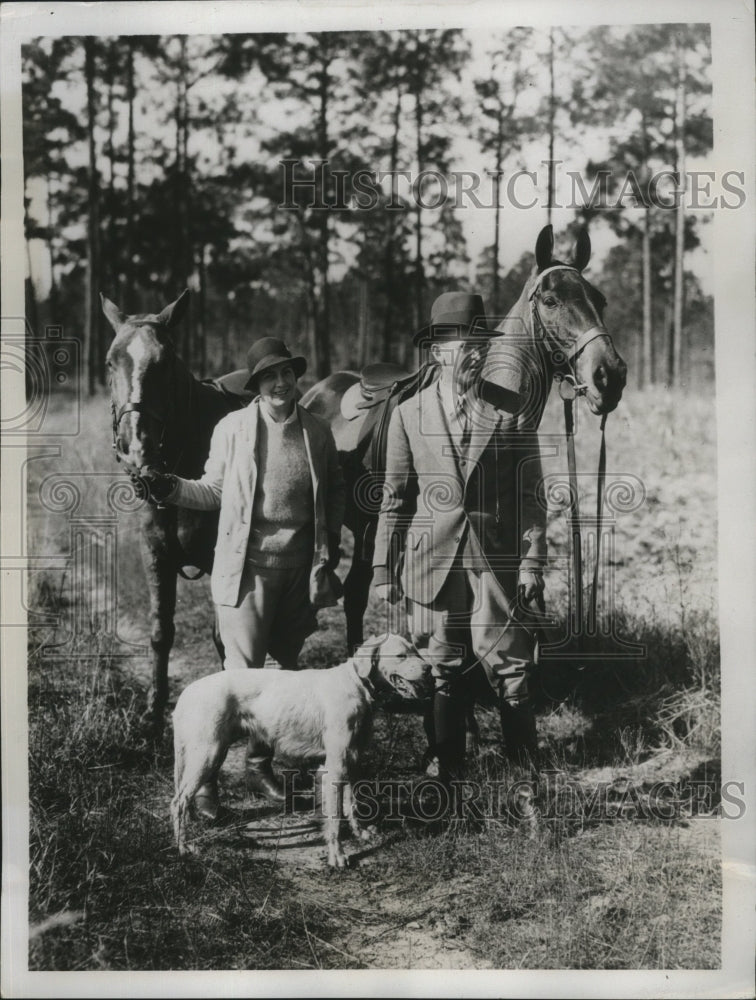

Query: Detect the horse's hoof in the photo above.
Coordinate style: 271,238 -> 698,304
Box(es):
138,711 -> 165,741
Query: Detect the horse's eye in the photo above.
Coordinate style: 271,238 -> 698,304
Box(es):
543,297 -> 558,308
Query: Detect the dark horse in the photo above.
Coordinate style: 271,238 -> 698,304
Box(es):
299,225 -> 628,656
102,290 -> 253,729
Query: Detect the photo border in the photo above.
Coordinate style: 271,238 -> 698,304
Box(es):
2,1 -> 754,996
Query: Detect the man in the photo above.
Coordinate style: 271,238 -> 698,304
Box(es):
141,336 -> 345,809
372,292 -> 546,785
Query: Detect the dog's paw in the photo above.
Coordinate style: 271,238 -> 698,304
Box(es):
327,843 -> 349,869
177,841 -> 200,858
356,824 -> 378,843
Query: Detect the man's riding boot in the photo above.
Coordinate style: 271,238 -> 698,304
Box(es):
420,699 -> 440,776
247,754 -> 286,803
499,698 -> 540,773
433,686 -> 467,781
194,780 -> 220,821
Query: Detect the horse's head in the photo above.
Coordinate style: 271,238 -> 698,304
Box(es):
101,290 -> 191,473
528,225 -> 626,415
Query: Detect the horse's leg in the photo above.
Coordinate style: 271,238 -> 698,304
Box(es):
139,518 -> 177,734
465,704 -> 480,756
344,527 -> 372,655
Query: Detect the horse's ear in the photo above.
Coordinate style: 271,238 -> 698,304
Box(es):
100,294 -> 125,335
535,225 -> 554,272
572,228 -> 591,272
156,289 -> 190,331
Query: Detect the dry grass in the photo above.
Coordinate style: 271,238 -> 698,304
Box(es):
24,386 -> 722,970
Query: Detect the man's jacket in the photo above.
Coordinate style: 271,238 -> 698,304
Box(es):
171,400 -> 345,606
372,380 -> 546,605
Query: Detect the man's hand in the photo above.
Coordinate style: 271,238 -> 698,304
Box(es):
518,569 -> 545,608
375,582 -> 402,605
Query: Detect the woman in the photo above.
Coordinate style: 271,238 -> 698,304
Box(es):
142,337 -> 345,809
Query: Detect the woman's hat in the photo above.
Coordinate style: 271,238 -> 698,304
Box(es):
244,337 -> 307,391
412,291 -> 495,346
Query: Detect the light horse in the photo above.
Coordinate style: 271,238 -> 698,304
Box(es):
300,224 -> 628,658
102,290 -> 252,730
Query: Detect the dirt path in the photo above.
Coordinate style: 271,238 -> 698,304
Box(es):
117,580 -> 721,972
122,589 -> 496,970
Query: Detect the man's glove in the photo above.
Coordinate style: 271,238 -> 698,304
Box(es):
518,568 -> 545,610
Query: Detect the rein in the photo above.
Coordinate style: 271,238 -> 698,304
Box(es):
528,265 -> 610,637
563,398 -> 607,637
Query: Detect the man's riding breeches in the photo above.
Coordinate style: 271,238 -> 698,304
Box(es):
407,560 -> 535,704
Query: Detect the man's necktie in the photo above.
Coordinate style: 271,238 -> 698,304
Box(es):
454,393 -> 472,456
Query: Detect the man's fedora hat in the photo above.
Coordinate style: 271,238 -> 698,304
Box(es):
244,337 -> 307,391
412,291 -> 495,346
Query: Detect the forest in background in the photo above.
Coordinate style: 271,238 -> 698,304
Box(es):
21,25 -> 714,390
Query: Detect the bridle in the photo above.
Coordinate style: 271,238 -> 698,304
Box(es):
111,399 -> 169,466
527,264 -> 612,636
528,264 -> 611,402
108,331 -> 194,477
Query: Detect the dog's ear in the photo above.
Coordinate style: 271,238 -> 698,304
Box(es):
355,655 -> 372,679
370,641 -> 382,672
354,636 -> 382,679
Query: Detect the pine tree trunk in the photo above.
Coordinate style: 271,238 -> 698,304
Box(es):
641,208 -> 653,389
672,41 -> 686,387
25,237 -> 39,337
172,37 -> 195,364
84,38 -> 100,397
414,92 -> 425,339
46,175 -> 59,324
125,38 -> 136,303
640,114 -> 653,388
197,243 -> 207,376
382,87 -> 402,358
357,276 -> 369,367
547,28 -> 555,226
102,54 -> 116,386
314,50 -> 331,379
492,111 -> 503,316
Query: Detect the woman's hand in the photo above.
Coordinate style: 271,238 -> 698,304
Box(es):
135,468 -> 177,505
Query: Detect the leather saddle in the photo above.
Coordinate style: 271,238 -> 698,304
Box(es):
204,368 -> 256,402
340,362 -> 411,421
347,362 -> 438,474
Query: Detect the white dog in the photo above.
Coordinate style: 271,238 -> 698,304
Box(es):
171,633 -> 432,866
